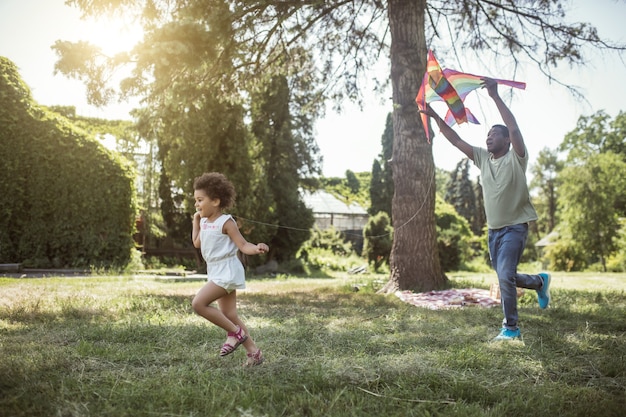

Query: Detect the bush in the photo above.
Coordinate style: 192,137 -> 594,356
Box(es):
300,247 -> 364,272
435,195 -> 473,271
362,211 -> 393,271
543,237 -> 587,271
606,219 -> 626,272
297,226 -> 363,272
298,226 -> 354,257
0,58 -> 136,269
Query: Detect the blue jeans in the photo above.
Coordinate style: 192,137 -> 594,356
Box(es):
488,223 -> 543,330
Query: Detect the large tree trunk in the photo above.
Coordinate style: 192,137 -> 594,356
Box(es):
381,0 -> 447,293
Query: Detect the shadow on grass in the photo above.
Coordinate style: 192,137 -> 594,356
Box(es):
1,283 -> 624,417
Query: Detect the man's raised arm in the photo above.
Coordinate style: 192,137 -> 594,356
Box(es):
419,104 -> 474,161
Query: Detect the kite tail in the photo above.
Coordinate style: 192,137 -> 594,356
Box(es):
444,107 -> 480,127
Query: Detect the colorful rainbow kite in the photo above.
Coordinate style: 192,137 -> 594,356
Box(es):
416,50 -> 526,141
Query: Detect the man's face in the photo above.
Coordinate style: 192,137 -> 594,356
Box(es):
486,126 -> 510,155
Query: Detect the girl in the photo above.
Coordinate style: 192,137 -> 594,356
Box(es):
191,172 -> 268,366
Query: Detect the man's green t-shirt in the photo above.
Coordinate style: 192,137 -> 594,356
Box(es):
472,146 -> 538,229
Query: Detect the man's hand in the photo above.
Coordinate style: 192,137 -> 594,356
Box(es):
482,77 -> 499,99
418,103 -> 439,119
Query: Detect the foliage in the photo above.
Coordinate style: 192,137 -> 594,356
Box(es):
1,274 -> 625,417
473,176 -> 486,236
0,57 -> 136,268
297,226 -> 362,272
530,147 -> 564,235
369,160 -> 385,213
543,233 -> 588,272
320,172 -> 371,208
559,111 -> 626,215
362,211 -> 393,271
558,152 -> 626,271
299,226 -> 355,258
369,113 -> 394,219
435,195 -> 474,272
250,75 -> 316,262
54,0 -> 626,292
606,219 -> 626,272
435,167 -> 450,198
560,111 -> 626,163
298,246 -> 365,273
445,158 -> 482,235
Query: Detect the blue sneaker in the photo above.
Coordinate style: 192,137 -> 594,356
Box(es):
493,328 -> 521,341
537,273 -> 551,309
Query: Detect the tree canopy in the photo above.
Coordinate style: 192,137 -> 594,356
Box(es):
54,0 -> 626,290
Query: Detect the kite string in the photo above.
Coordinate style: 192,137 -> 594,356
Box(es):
235,168 -> 435,240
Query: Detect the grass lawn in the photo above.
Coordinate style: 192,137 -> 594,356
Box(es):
0,271 -> 624,417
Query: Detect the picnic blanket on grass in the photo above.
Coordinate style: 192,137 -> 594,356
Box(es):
396,288 -> 500,310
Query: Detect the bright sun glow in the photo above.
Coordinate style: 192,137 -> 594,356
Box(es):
80,16 -> 144,56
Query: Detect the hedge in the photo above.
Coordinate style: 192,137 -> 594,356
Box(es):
0,57 -> 137,269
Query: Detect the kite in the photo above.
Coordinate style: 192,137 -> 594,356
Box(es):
416,50 -> 526,141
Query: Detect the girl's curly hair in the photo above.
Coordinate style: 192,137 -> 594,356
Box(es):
193,172 -> 236,209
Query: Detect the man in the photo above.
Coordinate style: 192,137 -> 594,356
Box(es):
421,78 -> 551,341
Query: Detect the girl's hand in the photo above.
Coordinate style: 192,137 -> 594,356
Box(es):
256,243 -> 269,254
193,211 -> 202,222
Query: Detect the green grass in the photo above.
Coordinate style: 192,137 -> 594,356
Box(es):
0,272 -> 624,417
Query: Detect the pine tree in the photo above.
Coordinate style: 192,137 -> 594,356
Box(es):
251,75 -> 314,261
445,159 -> 477,234
369,113 -> 394,219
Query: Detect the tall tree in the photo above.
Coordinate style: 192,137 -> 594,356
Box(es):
54,0 -> 625,291
560,111 -> 626,163
560,111 -> 626,215
370,113 -> 394,219
558,153 -> 626,271
345,170 -> 361,195
369,159 -> 385,215
530,147 -> 563,234
473,176 -> 486,236
445,159 -> 477,234
250,75 -> 315,261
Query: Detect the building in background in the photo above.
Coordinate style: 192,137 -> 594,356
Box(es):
302,190 -> 368,252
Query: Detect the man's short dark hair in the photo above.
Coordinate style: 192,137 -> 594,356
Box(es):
492,124 -> 509,138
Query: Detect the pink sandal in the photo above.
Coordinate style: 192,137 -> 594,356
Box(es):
243,349 -> 264,367
219,326 -> 248,357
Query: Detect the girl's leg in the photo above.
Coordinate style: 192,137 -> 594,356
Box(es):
191,281 -> 238,333
218,291 -> 259,354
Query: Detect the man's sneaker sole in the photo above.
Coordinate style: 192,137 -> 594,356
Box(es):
493,328 -> 521,341
537,272 -> 551,309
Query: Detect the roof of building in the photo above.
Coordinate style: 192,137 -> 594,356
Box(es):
535,231 -> 559,247
302,190 -> 368,215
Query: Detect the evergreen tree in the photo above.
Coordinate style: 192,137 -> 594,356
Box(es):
445,159 -> 478,234
345,170 -> 360,195
251,75 -> 314,262
369,113 -> 394,219
369,159 -> 385,216
473,176 -> 486,236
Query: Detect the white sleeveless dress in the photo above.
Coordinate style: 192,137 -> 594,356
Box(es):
199,214 -> 245,292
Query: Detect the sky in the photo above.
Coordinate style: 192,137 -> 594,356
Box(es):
1,0 -> 625,178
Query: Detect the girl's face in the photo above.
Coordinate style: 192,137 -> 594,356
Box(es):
194,189 -> 220,220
